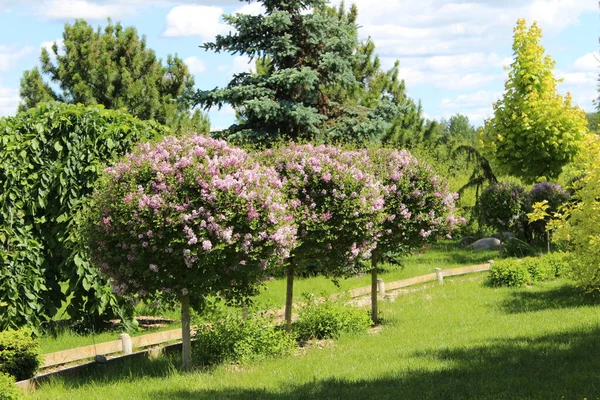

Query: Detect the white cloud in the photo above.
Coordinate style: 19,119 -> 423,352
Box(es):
218,55 -> 253,75
35,0 -> 131,20
232,2 -> 264,16
184,56 -> 207,74
162,5 -> 227,39
0,83 -> 19,117
0,45 -> 33,72
571,52 -> 599,73
440,90 -> 501,110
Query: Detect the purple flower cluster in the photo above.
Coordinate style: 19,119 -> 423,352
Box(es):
88,134 -> 297,302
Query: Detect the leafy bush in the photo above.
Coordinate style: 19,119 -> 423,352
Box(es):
487,259 -> 533,287
0,329 -> 41,381
292,295 -> 371,341
487,253 -> 568,287
0,372 -> 22,400
525,182 -> 570,237
478,182 -> 526,233
0,102 -> 169,330
192,311 -> 295,367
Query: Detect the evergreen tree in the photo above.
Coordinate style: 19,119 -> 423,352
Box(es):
192,0 -> 389,144
20,19 -> 207,131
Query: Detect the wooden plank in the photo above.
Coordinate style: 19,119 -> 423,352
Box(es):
131,329 -> 181,349
444,263 -> 491,277
43,340 -> 122,368
386,273 -> 437,291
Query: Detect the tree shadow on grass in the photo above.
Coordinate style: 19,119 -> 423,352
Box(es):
149,326 -> 600,400
500,283 -> 600,314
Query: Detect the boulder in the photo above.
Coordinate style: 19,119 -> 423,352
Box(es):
468,238 -> 502,250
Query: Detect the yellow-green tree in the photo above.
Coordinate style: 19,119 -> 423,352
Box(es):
481,19 -> 588,183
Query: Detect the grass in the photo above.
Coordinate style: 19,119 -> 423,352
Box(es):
39,241 -> 495,354
255,240 -> 498,307
29,274 -> 600,399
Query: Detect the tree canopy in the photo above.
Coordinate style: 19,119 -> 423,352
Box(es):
20,19 -> 204,130
481,19 -> 587,183
191,0 -> 399,145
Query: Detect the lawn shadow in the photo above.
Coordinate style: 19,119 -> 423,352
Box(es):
500,283 -> 600,314
149,326 -> 600,400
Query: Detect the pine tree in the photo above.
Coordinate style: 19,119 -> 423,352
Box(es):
20,19 -> 207,131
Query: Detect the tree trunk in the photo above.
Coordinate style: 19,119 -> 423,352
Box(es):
181,293 -> 191,370
284,259 -> 295,332
371,250 -> 379,325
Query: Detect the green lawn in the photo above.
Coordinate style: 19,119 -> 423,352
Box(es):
39,241 -> 496,353
255,240 -> 498,307
30,274 -> 600,399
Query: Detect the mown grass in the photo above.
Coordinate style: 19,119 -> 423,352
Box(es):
255,240 -> 497,308
39,241 -> 496,353
30,275 -> 600,399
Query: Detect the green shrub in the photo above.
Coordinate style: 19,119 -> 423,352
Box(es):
487,259 -> 533,287
0,329 -> 42,381
478,182 -> 526,233
292,294 -> 371,342
487,253 -> 568,287
192,311 -> 295,367
0,372 -> 22,400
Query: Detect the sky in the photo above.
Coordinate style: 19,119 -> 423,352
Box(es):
0,0 -> 597,130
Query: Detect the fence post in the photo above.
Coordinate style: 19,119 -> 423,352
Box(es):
377,278 -> 385,297
435,268 -> 444,285
119,333 -> 133,355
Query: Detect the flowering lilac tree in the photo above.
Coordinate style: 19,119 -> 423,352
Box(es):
85,134 -> 296,367
368,148 -> 462,322
262,143 -> 385,330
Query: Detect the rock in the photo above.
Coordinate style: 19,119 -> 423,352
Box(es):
458,236 -> 476,248
468,238 -> 502,250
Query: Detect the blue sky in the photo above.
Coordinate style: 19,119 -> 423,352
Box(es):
0,0 -> 597,129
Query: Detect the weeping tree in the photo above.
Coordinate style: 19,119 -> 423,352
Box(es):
367,148 -> 461,323
452,145 -> 498,202
84,134 -> 297,368
261,143 -> 384,331
0,102 -> 169,331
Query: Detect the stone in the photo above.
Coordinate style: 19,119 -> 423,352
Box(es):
468,238 -> 502,250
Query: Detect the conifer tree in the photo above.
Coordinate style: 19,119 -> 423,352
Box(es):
192,0 -> 388,144
20,19 -> 207,131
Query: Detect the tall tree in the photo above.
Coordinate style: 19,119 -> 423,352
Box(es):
20,19 -> 207,131
481,19 -> 587,183
192,0 -> 391,145
318,3 -> 425,147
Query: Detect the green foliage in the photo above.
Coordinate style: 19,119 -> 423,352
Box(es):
0,102 -> 168,330
500,237 -> 538,258
192,310 -> 295,367
487,253 -> 568,287
0,372 -> 22,400
292,294 -> 371,341
0,329 -> 42,381
193,0 -> 390,145
482,19 -> 588,183
525,182 -> 570,238
554,135 -> 600,292
19,19 -> 205,129
478,182 -> 526,233
487,260 -> 532,287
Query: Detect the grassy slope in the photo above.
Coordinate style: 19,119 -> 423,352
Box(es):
31,275 -> 600,399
